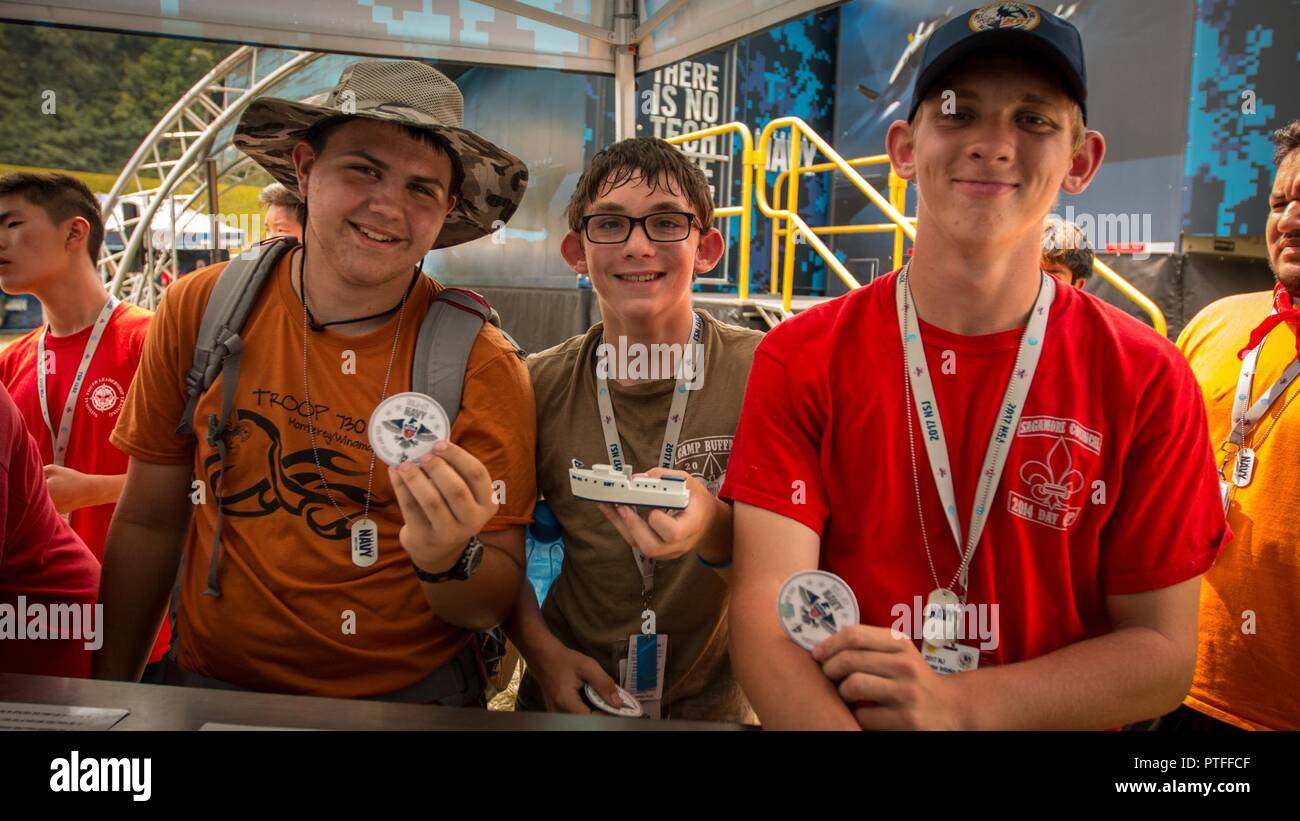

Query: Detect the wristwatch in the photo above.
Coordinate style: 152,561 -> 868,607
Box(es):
411,536 -> 485,583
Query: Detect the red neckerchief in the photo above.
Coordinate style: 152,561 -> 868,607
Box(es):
1237,282 -> 1300,360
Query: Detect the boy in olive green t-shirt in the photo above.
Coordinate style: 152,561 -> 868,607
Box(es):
507,138 -> 761,722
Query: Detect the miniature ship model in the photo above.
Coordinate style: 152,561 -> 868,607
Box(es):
568,460 -> 689,510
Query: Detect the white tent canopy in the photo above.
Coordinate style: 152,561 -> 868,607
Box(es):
0,0 -> 833,140
0,0 -> 833,73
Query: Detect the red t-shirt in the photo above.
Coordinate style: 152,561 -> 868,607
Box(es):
0,302 -> 169,663
0,382 -> 101,677
721,271 -> 1229,667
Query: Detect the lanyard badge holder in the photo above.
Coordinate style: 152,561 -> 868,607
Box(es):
36,296 -> 120,522
620,563 -> 668,719
897,266 -> 1056,675
594,313 -> 703,718
1217,317 -> 1300,512
37,295 -> 120,468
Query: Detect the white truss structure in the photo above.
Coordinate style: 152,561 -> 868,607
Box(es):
99,46 -> 322,308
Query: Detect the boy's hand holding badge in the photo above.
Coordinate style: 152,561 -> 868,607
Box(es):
372,392 -> 499,575
779,570 -> 968,730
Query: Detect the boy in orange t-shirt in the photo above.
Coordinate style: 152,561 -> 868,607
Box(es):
93,60 -> 536,702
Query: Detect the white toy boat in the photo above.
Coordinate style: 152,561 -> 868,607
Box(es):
568,460 -> 689,510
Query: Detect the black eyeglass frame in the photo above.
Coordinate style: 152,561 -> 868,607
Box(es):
578,210 -> 701,244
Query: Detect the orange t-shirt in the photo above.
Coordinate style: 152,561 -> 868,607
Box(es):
1177,290 -> 1300,730
111,251 -> 536,698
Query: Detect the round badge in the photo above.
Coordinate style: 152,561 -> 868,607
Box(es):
968,2 -> 1041,32
367,392 -> 450,468
777,570 -> 860,651
583,683 -> 644,718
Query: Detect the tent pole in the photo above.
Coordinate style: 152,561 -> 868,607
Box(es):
613,0 -> 638,141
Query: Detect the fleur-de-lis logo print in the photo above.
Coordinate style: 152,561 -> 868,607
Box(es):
1019,437 -> 1085,510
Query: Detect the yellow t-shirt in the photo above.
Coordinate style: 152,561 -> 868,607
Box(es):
1177,290 -> 1300,730
112,251 -> 536,698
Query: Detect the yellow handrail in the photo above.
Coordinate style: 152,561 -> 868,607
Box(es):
1092,257 -> 1167,336
782,122 -> 801,311
889,166 -> 908,269
668,116 -> 1168,335
756,117 -> 915,312
664,122 -> 755,300
770,157 -> 914,293
769,154 -> 915,292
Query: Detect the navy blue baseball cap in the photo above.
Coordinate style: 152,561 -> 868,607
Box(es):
906,2 -> 1087,125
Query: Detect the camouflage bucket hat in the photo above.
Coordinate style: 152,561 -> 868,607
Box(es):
234,59 -> 528,250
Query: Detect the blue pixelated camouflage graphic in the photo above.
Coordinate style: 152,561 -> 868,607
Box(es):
353,0 -> 593,57
738,10 -> 839,296
1183,0 -> 1299,237
633,10 -> 838,295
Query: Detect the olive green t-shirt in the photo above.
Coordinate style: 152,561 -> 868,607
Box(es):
518,310 -> 763,722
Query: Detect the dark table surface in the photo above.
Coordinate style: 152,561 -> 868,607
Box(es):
0,673 -> 748,731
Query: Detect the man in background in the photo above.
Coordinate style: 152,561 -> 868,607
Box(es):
259,182 -> 303,242
1173,120 -> 1300,730
1042,215 -> 1092,288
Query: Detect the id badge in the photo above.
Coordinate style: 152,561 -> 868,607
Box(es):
921,641 -> 980,676
619,633 -> 667,719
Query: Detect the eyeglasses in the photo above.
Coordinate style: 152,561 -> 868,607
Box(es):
579,211 -> 698,244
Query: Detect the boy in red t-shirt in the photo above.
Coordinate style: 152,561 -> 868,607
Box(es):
721,3 -> 1228,730
0,381 -> 101,677
0,173 -> 168,672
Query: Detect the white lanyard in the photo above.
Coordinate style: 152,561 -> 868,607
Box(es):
36,296 -> 120,467
1228,310 -> 1300,447
594,311 -> 703,597
897,267 -> 1055,593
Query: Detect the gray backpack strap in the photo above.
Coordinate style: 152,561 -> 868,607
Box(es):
177,239 -> 294,435
412,287 -> 523,425
175,238 -> 295,597
200,334 -> 243,598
